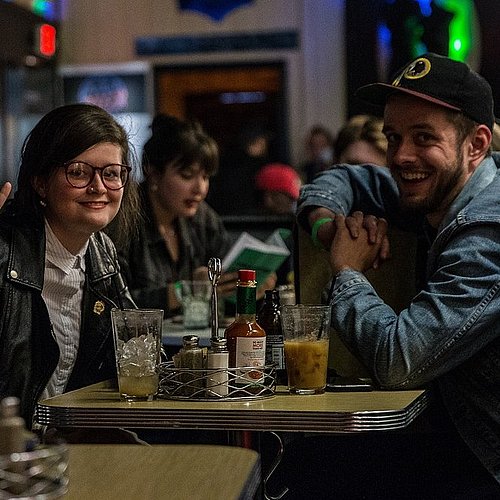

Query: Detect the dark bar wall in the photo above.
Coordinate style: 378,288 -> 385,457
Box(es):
474,0 -> 500,118
0,2 -> 42,65
345,0 -> 500,119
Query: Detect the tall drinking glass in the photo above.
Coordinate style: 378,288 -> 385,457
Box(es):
111,308 -> 163,401
281,305 -> 331,395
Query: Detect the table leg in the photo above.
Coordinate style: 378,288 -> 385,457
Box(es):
227,430 -> 253,448
226,431 -> 289,500
262,432 -> 289,500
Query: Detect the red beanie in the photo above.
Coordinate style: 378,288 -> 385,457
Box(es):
255,163 -> 301,200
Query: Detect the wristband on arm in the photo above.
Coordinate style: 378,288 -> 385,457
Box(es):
311,217 -> 334,249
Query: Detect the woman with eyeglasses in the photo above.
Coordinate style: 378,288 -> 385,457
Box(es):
0,103 -> 139,424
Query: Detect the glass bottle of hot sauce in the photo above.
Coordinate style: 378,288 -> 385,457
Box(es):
224,269 -> 266,389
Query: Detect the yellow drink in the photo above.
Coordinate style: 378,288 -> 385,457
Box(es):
118,374 -> 159,401
284,338 -> 329,394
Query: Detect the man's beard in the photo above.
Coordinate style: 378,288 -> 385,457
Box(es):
398,148 -> 465,215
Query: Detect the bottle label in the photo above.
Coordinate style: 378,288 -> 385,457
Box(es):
235,337 -> 266,383
267,342 -> 285,370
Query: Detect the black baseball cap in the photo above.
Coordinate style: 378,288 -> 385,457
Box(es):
356,52 -> 495,131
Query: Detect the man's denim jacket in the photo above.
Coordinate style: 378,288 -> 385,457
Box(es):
297,153 -> 500,484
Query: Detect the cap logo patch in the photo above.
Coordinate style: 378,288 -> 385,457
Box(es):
392,57 -> 431,87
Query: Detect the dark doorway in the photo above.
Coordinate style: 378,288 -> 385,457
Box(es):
184,90 -> 281,160
154,62 -> 288,162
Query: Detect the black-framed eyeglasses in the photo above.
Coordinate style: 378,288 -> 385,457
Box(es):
63,161 -> 131,190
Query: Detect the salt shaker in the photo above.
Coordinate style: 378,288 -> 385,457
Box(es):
206,337 -> 229,397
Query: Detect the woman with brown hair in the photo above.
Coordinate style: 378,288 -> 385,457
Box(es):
0,103 -> 139,423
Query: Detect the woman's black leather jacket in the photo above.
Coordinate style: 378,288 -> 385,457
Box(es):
0,208 -> 135,424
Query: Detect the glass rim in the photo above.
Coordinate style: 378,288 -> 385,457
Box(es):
111,307 -> 164,314
280,304 -> 331,310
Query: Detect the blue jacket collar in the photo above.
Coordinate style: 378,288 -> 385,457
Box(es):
439,154 -> 499,231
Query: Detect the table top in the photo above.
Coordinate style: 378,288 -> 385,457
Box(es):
66,444 -> 260,500
36,380 -> 428,433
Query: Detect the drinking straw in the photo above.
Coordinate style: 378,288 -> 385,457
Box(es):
326,275 -> 336,304
317,311 -> 326,340
188,245 -> 194,293
317,278 -> 335,340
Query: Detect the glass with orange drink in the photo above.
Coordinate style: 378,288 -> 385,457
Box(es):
281,305 -> 331,394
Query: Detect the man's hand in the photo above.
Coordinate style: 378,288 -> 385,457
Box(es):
344,211 -> 390,266
0,182 -> 12,210
329,213 -> 388,274
308,208 -> 390,262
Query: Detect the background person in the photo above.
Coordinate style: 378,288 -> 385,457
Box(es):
299,124 -> 335,183
113,114 -> 235,316
207,123 -> 272,215
492,120 -> 500,151
114,114 -> 276,318
254,162 -> 301,286
296,53 -> 500,497
334,114 -> 387,166
0,103 -> 138,425
254,162 -> 302,215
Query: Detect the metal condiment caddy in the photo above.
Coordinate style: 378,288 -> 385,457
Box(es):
158,361 -> 276,401
159,259 -> 277,401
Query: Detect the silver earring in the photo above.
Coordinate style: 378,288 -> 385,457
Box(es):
39,199 -> 47,207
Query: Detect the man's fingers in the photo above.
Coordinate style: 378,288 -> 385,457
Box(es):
376,218 -> 389,244
363,214 -> 380,243
334,213 -> 347,233
380,235 -> 391,260
345,211 -> 363,238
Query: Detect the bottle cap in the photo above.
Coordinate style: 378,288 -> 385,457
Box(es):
210,337 -> 228,349
238,269 -> 256,281
182,335 -> 200,347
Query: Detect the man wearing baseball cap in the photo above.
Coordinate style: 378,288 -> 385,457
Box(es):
296,53 -> 500,497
